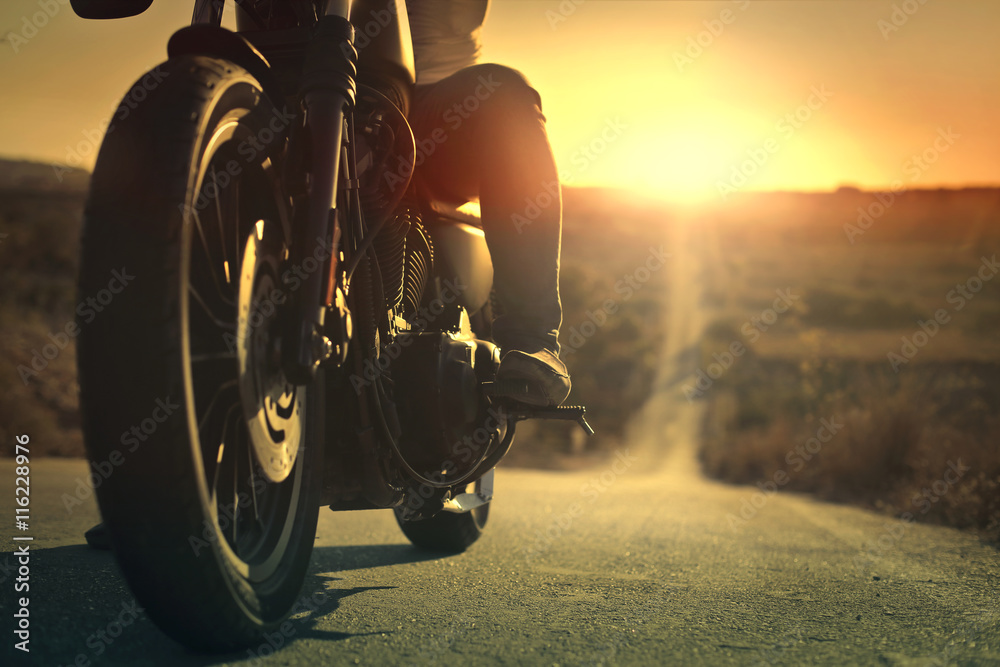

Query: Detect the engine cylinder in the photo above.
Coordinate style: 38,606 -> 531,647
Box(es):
373,205 -> 433,318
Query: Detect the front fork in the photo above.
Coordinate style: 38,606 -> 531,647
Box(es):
283,5 -> 358,384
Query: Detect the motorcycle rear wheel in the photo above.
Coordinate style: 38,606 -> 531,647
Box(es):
394,478 -> 490,553
77,56 -> 323,651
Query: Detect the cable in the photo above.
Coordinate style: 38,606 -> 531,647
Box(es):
367,375 -> 494,490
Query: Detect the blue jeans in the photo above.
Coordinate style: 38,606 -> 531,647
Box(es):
409,63 -> 564,355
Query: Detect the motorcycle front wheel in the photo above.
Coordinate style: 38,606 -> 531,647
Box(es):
77,56 -> 324,651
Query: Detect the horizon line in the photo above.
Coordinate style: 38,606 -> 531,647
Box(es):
1,155 -> 998,200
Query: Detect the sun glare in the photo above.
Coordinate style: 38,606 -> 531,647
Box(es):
569,112 -> 760,205
638,130 -> 738,203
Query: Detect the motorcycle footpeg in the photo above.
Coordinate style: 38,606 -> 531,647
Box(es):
482,382 -> 595,436
514,405 -> 595,436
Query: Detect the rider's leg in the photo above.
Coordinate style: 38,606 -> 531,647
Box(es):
409,63 -> 570,406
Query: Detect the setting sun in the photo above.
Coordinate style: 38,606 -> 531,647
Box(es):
645,130 -> 735,199
480,1 -> 1000,202
609,112 -> 759,203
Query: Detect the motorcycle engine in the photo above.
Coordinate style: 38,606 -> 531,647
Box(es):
388,309 -> 506,483
349,83 -> 505,489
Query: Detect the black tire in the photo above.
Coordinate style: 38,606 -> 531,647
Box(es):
393,478 -> 490,553
77,56 -> 323,651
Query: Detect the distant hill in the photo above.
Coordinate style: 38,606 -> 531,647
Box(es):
0,158 -> 90,194
707,187 -> 1000,244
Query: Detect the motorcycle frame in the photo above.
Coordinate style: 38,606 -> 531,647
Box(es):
173,0 -> 502,512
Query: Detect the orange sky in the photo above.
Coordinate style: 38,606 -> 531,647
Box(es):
1,1 -> 997,202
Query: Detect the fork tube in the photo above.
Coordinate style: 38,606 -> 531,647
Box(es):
283,13 -> 358,384
325,0 -> 353,18
191,0 -> 223,25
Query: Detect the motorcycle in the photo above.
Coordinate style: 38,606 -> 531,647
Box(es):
71,0 -> 592,651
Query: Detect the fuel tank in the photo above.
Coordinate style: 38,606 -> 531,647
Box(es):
424,216 -> 493,316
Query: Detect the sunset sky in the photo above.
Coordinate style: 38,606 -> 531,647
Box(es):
0,1 -> 997,202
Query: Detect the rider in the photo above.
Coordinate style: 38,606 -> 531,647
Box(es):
406,0 -> 571,407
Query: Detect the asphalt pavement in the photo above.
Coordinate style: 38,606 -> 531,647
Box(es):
2,219 -> 997,666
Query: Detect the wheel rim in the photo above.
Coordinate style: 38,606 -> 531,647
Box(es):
236,220 -> 303,485
180,103 -> 305,580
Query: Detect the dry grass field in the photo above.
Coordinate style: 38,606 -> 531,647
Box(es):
695,188 -> 1000,543
0,160 -> 88,456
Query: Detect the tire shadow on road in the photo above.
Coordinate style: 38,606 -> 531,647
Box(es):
2,543 -> 410,665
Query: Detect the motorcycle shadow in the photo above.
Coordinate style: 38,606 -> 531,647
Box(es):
309,542 -> 443,575
12,542 -> 437,665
